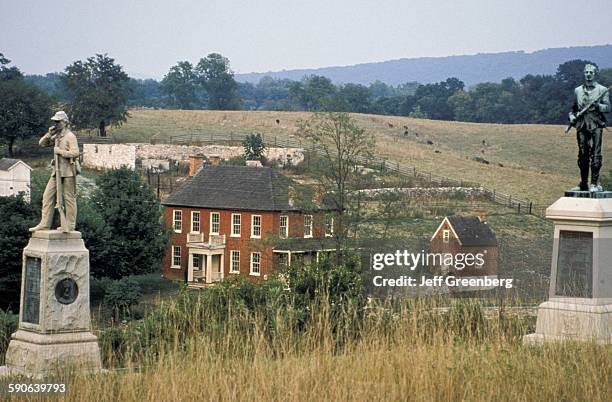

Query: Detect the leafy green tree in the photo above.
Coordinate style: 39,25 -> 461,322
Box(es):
414,77 -> 464,120
90,167 -> 168,279
0,195 -> 37,310
242,133 -> 267,160
61,54 -> 130,137
195,53 -> 241,110
0,55 -> 52,156
289,75 -> 336,111
160,61 -> 201,109
335,83 -> 372,113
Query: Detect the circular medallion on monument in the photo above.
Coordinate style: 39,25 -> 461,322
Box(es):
55,278 -> 79,305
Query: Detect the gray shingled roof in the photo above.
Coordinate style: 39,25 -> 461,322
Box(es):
0,158 -> 20,171
447,216 -> 498,246
163,165 -> 300,211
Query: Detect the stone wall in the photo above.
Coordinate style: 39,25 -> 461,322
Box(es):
82,144 -> 136,170
82,143 -> 304,170
358,187 -> 489,199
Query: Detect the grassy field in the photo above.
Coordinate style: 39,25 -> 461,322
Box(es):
105,109 -> 612,204
4,293 -> 609,402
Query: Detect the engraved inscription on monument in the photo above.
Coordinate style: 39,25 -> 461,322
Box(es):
22,256 -> 41,324
54,278 -> 78,305
555,230 -> 593,298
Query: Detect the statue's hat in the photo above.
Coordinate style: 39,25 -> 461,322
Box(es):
50,111 -> 69,122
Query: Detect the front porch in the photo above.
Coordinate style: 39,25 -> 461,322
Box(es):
187,233 -> 226,287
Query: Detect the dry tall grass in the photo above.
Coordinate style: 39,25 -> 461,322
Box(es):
13,292 -> 611,402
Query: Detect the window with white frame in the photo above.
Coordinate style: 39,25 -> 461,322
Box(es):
232,214 -> 241,236
325,215 -> 334,237
191,211 -> 200,233
230,250 -> 240,273
171,246 -> 181,268
173,210 -> 182,233
192,254 -> 200,270
210,212 -> 220,235
443,230 -> 450,242
250,252 -> 261,275
304,215 -> 313,238
279,215 -> 288,239
251,215 -> 262,238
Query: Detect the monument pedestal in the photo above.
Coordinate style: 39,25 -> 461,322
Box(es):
524,195 -> 612,345
1,231 -> 102,378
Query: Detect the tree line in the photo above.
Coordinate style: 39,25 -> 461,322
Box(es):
4,51 -> 612,155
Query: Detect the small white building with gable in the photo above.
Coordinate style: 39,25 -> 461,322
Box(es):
0,158 -> 32,201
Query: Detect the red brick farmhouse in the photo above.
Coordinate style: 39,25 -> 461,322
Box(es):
161,165 -> 335,286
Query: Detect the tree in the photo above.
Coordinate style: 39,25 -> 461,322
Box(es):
289,75 -> 336,111
0,195 -> 37,310
0,54 -> 52,156
297,112 -> 375,264
160,61 -> 201,109
195,53 -> 241,110
414,77 -> 464,120
61,54 -> 130,137
242,133 -> 266,161
89,167 -> 167,278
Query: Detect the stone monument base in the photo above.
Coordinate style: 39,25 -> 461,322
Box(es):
523,300 -> 611,345
1,330 -> 102,379
0,230 -> 103,378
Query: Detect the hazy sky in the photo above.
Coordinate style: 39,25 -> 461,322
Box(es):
2,0 -> 611,79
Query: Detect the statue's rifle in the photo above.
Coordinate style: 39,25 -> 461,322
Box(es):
565,84 -> 612,133
53,130 -> 68,232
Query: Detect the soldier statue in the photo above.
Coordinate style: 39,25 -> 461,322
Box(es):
568,64 -> 611,192
29,111 -> 80,232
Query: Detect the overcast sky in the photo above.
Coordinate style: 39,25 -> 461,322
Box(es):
2,0 -> 611,79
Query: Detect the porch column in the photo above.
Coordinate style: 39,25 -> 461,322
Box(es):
206,254 -> 213,283
220,252 -> 225,280
187,250 -> 194,282
288,251 -> 291,267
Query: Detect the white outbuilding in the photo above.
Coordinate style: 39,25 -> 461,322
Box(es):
0,158 -> 32,201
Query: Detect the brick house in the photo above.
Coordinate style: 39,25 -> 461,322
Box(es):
161,165 -> 335,286
430,215 -> 498,279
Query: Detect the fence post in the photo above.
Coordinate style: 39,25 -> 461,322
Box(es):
157,173 -> 160,198
517,203 -> 521,214
509,195 -> 512,207
529,202 -> 533,215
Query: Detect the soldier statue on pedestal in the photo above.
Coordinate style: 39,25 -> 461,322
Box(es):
567,64 -> 611,192
29,111 -> 79,232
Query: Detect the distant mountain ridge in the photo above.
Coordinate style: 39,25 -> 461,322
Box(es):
236,44 -> 612,87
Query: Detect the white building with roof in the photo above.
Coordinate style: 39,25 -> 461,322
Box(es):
0,158 -> 32,201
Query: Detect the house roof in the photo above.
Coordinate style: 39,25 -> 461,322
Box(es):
163,165 -> 301,212
0,158 -> 31,171
433,215 -> 498,246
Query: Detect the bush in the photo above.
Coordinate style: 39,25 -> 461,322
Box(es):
0,195 -> 37,310
104,277 -> 143,322
0,310 -> 17,364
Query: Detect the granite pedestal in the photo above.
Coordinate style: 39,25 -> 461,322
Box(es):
524,193 -> 612,344
0,231 -> 102,378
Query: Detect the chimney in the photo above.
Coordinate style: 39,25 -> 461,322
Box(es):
474,209 -> 487,223
246,160 -> 263,168
208,154 -> 221,166
188,155 -> 204,177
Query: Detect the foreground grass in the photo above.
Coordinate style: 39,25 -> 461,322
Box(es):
8,288 -> 609,402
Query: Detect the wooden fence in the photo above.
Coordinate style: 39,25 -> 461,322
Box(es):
137,131 -> 547,217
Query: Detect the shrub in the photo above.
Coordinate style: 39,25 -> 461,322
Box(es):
104,278 -> 143,322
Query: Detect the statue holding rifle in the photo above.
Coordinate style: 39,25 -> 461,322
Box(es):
29,111 -> 80,232
567,64 -> 611,192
